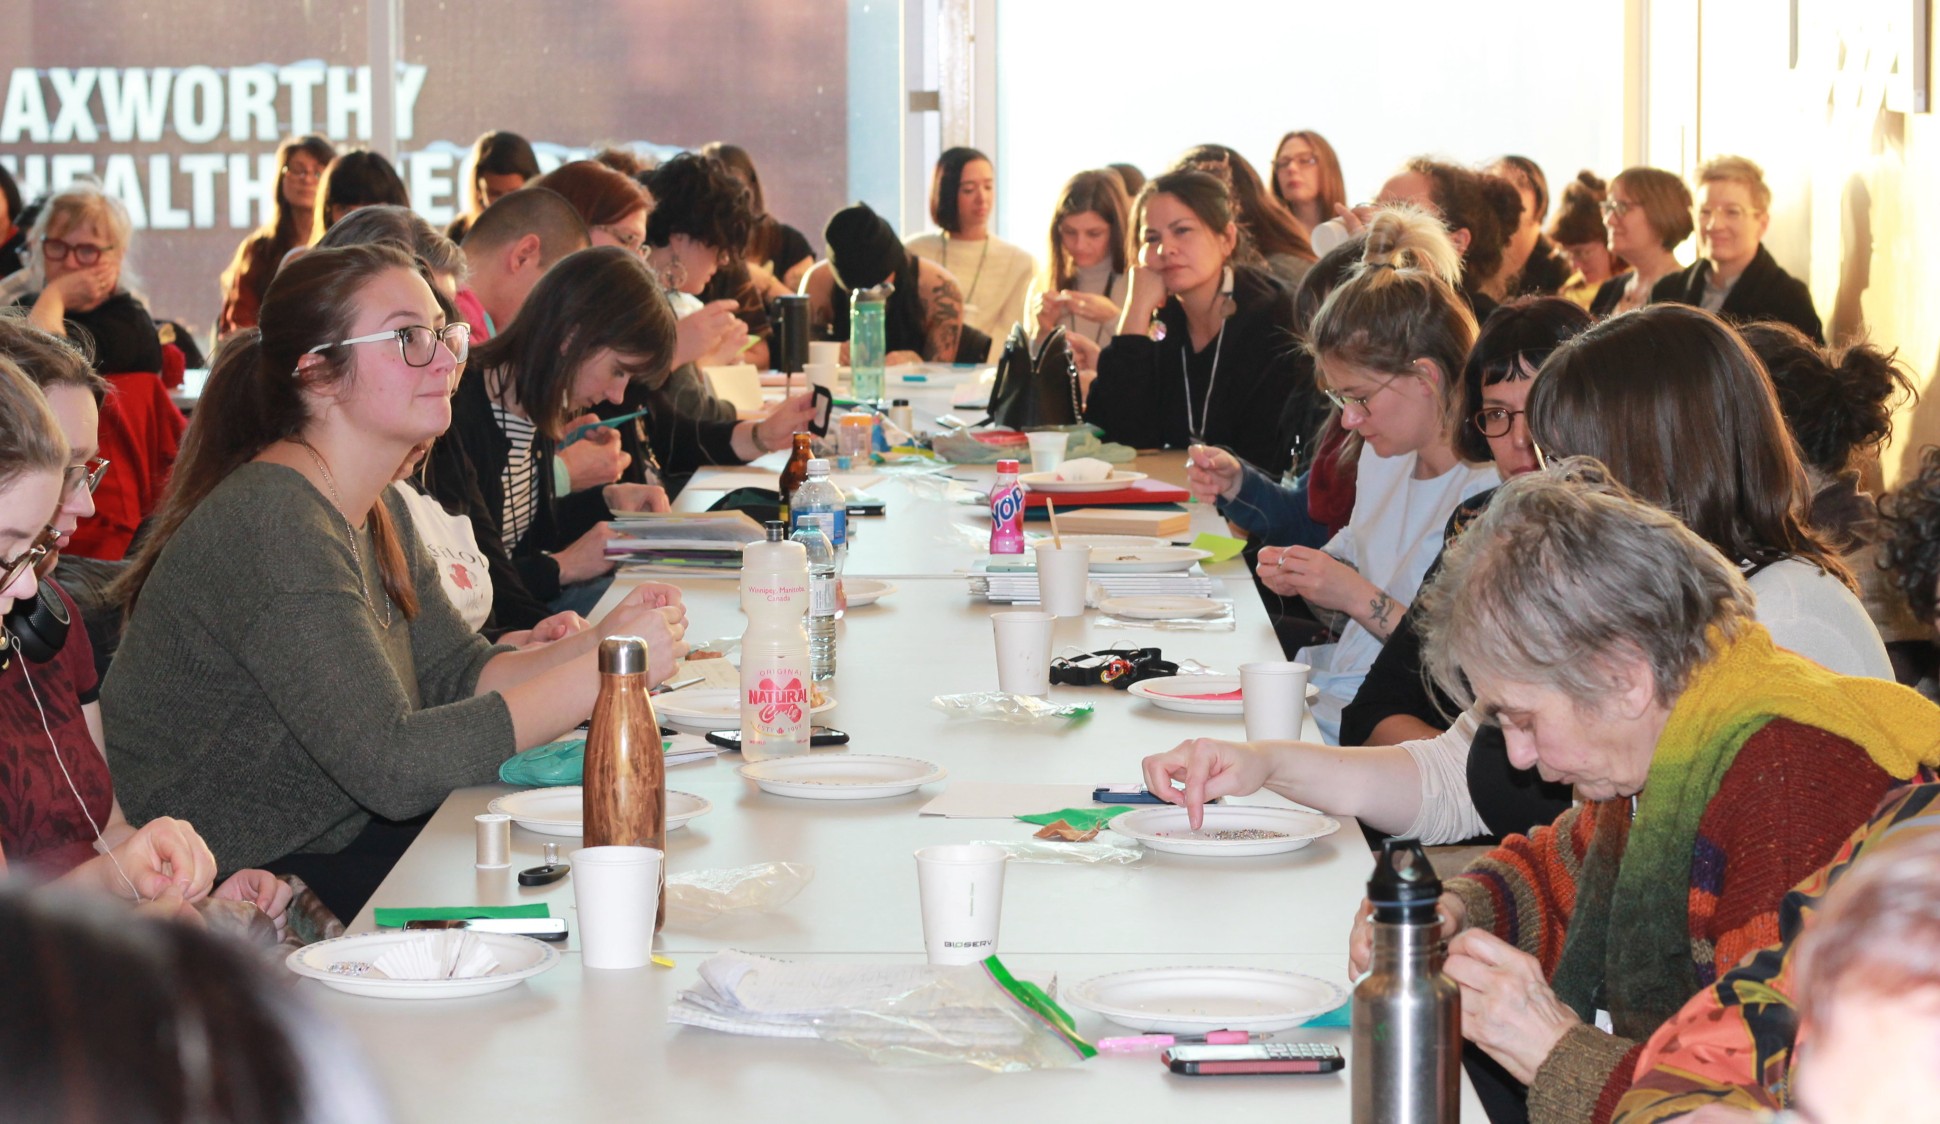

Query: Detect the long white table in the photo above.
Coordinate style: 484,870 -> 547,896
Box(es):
311,451 -> 1482,1120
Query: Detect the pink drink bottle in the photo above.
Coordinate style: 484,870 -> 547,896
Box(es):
990,459 -> 1026,554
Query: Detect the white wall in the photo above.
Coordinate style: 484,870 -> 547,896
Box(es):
990,0 -> 1628,255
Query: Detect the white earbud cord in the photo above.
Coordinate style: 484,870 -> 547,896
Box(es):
13,640 -> 144,902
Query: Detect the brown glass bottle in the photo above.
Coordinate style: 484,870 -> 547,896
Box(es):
582,636 -> 667,931
778,432 -> 815,524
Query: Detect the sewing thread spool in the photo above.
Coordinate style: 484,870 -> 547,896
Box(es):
475,813 -> 512,869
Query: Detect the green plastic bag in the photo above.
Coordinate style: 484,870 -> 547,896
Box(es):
498,738 -> 586,786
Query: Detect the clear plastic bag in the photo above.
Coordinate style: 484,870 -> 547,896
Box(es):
813,959 -> 1094,1072
930,691 -> 1093,724
974,835 -> 1149,866
664,862 -> 814,927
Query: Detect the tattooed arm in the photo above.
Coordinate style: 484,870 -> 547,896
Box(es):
918,259 -> 965,363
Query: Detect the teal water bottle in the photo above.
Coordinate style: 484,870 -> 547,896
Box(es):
850,284 -> 887,406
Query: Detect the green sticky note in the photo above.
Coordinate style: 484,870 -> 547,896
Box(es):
1016,806 -> 1133,831
372,904 -> 552,927
1299,1002 -> 1352,1028
1190,532 -> 1247,564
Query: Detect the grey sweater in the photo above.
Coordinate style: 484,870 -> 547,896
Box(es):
103,463 -> 516,871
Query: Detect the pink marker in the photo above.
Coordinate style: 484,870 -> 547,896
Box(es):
1096,1029 -> 1255,1053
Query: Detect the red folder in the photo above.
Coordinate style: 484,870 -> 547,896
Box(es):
1022,478 -> 1188,508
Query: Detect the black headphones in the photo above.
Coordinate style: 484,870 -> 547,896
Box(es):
1,583 -> 70,669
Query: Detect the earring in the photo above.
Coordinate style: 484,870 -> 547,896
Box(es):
1220,265 -> 1237,318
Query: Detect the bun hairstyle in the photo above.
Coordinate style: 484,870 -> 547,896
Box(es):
1306,207 -> 1477,431
1402,158 -> 1522,286
1547,171 -> 1612,249
1739,320 -> 1917,476
117,243 -> 432,615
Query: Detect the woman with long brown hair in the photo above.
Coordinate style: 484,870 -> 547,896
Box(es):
103,243 -> 688,922
1268,129 -> 1348,238
217,134 -> 335,337
1023,169 -> 1131,369
1173,143 -> 1316,287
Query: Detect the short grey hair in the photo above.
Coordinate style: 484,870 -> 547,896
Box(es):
315,204 -> 469,287
1417,457 -> 1755,713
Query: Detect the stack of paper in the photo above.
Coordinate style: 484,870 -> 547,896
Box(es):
607,511 -> 764,557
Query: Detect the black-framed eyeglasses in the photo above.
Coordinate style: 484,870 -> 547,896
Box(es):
308,323 -> 471,367
1598,199 -> 1634,219
61,457 -> 110,500
42,238 -> 115,267
1472,408 -> 1527,438
0,525 -> 59,592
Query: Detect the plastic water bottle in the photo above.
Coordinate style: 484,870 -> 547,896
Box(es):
850,285 -> 888,406
790,517 -> 838,682
990,458 -> 1025,555
739,521 -> 811,760
1351,837 -> 1460,1123
788,458 -> 848,550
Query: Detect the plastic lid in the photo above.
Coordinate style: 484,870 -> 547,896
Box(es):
996,459 -> 1020,473
892,398 -> 910,407
806,458 -> 830,475
765,520 -> 786,541
1367,837 -> 1442,923
598,635 -> 648,675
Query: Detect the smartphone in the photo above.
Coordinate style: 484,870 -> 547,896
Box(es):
706,727 -> 850,749
1163,1043 -> 1345,1076
1092,784 -> 1169,805
808,384 -> 834,436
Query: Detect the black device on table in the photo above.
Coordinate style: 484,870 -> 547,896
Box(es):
1163,1043 -> 1345,1075
1092,784 -> 1169,805
705,727 -> 850,749
808,384 -> 834,436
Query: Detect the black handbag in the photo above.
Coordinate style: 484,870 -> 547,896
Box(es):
985,323 -> 1080,429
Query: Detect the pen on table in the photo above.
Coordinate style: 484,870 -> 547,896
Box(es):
1096,1029 -> 1259,1053
650,675 -> 704,695
562,409 -> 649,447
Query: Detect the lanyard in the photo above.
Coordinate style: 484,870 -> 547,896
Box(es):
1180,316 -> 1227,445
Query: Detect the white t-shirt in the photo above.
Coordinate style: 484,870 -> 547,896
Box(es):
390,481 -> 494,632
905,231 -> 1037,350
1396,555 -> 1893,845
1299,447 -> 1499,743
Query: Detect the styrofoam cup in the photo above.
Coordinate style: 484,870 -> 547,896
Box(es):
1032,543 -> 1092,617
1026,431 -> 1069,474
991,610 -> 1055,696
570,845 -> 663,970
808,341 -> 842,367
1239,661 -> 1310,742
914,843 -> 1008,965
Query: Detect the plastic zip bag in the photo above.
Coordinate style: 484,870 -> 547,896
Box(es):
813,957 -> 1095,1072
930,692 -> 1093,724
665,862 -> 814,927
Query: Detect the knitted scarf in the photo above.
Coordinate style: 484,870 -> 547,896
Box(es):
1549,624 -> 1940,1038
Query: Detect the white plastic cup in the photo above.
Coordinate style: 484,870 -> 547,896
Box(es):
1032,543 -> 1092,617
1239,661 -> 1311,742
808,341 -> 842,367
991,610 -> 1055,696
803,362 -> 839,392
914,843 -> 1008,965
570,845 -> 664,970
1026,431 -> 1069,475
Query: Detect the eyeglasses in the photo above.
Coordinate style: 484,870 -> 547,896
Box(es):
61,457 -> 110,500
1273,153 -> 1320,171
282,165 -> 323,182
1598,199 -> 1634,219
597,224 -> 645,254
1700,204 -> 1759,224
308,323 -> 471,367
0,525 -> 58,592
1321,378 -> 1399,414
41,238 -> 115,266
1472,408 -> 1527,438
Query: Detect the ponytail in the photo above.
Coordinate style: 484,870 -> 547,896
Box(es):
1742,320 -> 1918,476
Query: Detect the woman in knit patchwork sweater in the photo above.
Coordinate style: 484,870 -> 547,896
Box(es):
1364,463 -> 1940,1124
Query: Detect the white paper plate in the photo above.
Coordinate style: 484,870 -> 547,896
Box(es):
1084,546 -> 1214,573
1064,966 -> 1347,1033
654,687 -> 836,729
842,578 -> 898,607
1108,804 -> 1340,856
737,754 -> 946,800
287,931 -> 560,1000
486,787 -> 712,837
1038,534 -> 1170,551
1017,470 -> 1148,494
1126,675 -> 1320,716
1098,595 -> 1227,620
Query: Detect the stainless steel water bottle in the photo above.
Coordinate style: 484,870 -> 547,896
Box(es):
1351,837 -> 1460,1123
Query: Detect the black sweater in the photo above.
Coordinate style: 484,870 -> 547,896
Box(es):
15,290 -> 164,374
425,367 -> 612,630
1085,265 -> 1310,477
1649,243 -> 1823,343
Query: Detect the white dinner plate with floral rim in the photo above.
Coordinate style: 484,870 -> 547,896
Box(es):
287,931 -> 560,1000
1107,804 -> 1340,857
486,787 -> 712,837
654,687 -> 836,729
1064,966 -> 1348,1033
841,578 -> 898,607
1084,547 -> 1214,574
1126,675 -> 1320,717
1017,470 -> 1149,493
736,754 -> 946,800
1097,595 -> 1228,620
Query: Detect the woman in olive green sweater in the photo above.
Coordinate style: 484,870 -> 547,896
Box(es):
103,243 -> 688,921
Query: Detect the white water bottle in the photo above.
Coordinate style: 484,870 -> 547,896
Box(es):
740,520 -> 812,760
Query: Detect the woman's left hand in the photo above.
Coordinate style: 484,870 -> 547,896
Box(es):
213,869 -> 295,931
602,483 -> 669,514
1443,928 -> 1582,1085
1256,545 -> 1369,612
